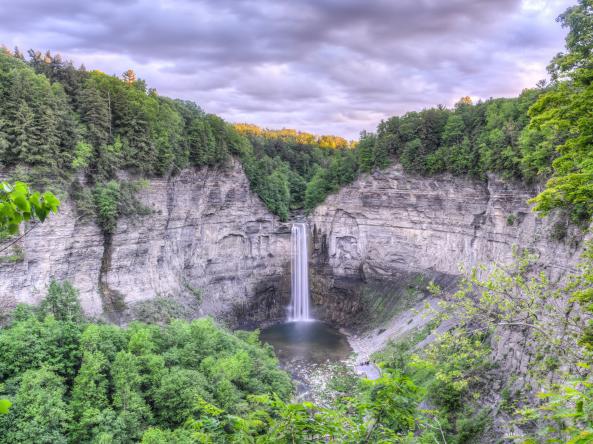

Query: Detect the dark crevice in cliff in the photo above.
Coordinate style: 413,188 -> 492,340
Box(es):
163,174 -> 176,232
98,232 -> 126,323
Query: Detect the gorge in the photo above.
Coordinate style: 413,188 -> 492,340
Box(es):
2,161 -> 580,326
1,159 -> 584,371
2,158 -> 586,441
1,3 -> 593,438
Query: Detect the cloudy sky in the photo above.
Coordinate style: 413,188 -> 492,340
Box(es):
0,0 -> 573,138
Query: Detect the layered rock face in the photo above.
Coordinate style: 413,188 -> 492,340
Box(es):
0,161 -> 291,323
310,164 -> 579,283
308,164 -> 583,330
0,161 -> 583,329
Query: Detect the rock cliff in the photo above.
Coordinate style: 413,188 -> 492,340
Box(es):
0,161 -> 584,331
309,163 -> 584,333
0,160 -> 291,324
310,164 -> 580,282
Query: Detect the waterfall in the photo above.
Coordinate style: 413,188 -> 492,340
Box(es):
290,222 -> 311,321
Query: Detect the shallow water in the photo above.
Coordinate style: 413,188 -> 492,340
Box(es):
260,321 -> 352,364
260,321 -> 353,400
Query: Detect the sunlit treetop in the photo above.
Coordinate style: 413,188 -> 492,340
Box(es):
234,123 -> 355,149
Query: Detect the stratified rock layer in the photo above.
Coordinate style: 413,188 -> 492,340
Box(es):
0,161 -> 291,323
310,164 -> 580,283
0,161 -> 583,328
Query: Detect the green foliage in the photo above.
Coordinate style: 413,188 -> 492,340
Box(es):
452,408 -> 491,444
420,239 -> 593,442
0,181 -> 59,234
38,280 -> 84,323
131,297 -> 188,324
71,141 -> 93,170
410,330 -> 490,411
92,180 -> 150,233
0,50 -> 283,218
0,399 -> 10,414
93,180 -> 120,233
527,0 -> 593,223
0,301 -> 293,443
501,240 -> 593,442
1,367 -> 70,444
237,123 -> 356,217
303,149 -> 360,211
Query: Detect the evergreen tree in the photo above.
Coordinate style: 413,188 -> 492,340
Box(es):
78,81 -> 111,152
39,280 -> 84,323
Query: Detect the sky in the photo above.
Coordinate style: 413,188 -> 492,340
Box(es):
0,0 -> 574,139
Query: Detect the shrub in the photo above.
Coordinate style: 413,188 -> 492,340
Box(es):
131,297 -> 188,324
39,280 -> 84,323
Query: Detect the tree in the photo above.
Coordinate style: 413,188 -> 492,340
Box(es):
152,367 -> 210,427
111,351 -> 152,443
122,69 -> 137,85
69,351 -> 115,443
78,81 -> 111,152
357,131 -> 376,172
457,96 -> 473,106
39,280 -> 84,323
3,367 -> 70,444
528,0 -> 593,223
93,181 -> 120,233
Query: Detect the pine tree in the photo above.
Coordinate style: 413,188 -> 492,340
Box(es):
10,101 -> 35,164
78,82 -> 111,171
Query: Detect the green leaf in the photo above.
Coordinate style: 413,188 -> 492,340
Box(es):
0,399 -> 11,414
12,194 -> 30,213
43,192 -> 60,212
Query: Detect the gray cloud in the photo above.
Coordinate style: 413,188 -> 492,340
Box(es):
0,0 -> 573,138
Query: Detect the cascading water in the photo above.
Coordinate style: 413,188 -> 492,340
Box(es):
290,222 -> 311,321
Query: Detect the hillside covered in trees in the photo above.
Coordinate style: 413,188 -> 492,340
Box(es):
0,48 -> 357,223
1,20 -> 591,226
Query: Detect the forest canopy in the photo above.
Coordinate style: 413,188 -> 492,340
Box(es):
1,32 -> 591,223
